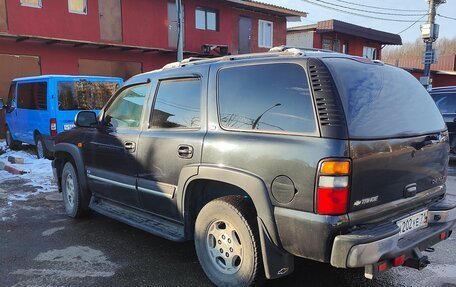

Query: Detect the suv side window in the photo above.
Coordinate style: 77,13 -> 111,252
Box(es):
17,82 -> 47,110
150,78 -> 201,129
218,63 -> 317,134
104,84 -> 149,129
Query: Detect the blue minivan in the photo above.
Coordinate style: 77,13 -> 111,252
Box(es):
1,75 -> 123,158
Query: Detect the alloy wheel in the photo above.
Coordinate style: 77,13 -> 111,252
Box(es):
206,220 -> 243,275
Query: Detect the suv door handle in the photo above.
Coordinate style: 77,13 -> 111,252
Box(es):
178,145 -> 194,159
124,141 -> 136,153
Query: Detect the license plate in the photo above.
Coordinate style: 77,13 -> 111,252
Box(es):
396,210 -> 428,236
64,124 -> 76,131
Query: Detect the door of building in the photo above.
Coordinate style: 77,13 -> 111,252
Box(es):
239,16 -> 252,54
98,0 -> 123,42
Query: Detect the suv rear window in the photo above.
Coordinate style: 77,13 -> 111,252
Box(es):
218,63 -> 317,134
324,58 -> 446,139
58,80 -> 119,110
431,92 -> 456,114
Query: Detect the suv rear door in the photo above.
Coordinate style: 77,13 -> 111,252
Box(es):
324,58 -> 448,214
135,66 -> 208,221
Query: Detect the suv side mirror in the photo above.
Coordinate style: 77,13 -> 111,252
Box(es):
75,111 -> 97,128
0,98 -> 4,109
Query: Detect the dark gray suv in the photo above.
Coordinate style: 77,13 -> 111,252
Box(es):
52,48 -> 456,286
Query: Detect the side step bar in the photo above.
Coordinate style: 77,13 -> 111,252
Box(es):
90,197 -> 186,242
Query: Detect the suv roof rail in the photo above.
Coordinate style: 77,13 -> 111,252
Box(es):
269,45 -> 334,54
161,51 -> 304,70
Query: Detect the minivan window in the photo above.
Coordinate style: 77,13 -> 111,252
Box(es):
150,78 -> 201,129
218,63 -> 317,134
324,58 -> 446,139
17,82 -> 47,110
104,84 -> 149,129
7,83 -> 16,108
431,92 -> 456,114
58,80 -> 119,110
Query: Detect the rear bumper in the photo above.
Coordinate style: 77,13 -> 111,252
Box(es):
331,195 -> 456,269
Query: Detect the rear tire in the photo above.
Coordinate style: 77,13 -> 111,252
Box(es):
5,126 -> 21,150
35,134 -> 50,159
195,196 -> 263,287
61,162 -> 91,218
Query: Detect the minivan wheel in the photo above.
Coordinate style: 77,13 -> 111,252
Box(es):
5,127 -> 21,150
35,135 -> 49,159
195,196 -> 263,287
61,162 -> 90,218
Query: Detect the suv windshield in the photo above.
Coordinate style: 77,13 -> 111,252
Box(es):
58,80 -> 119,111
431,92 -> 456,114
324,58 -> 446,139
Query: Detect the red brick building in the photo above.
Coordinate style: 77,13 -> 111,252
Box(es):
385,54 -> 456,87
0,0 -> 306,99
287,19 -> 402,60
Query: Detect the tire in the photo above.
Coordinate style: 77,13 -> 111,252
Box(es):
61,162 -> 91,218
35,134 -> 50,159
5,126 -> 21,150
195,196 -> 263,287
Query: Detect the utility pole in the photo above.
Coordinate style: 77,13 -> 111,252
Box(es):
176,0 -> 184,62
421,0 -> 446,90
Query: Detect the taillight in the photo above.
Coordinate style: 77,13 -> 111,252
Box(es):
316,160 -> 350,215
50,118 -> 57,136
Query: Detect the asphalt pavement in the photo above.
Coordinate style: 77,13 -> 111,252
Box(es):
1,165 -> 456,287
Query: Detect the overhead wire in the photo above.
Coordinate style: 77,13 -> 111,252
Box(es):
397,14 -> 427,35
312,0 -> 427,16
299,0 -> 428,23
334,0 -> 427,12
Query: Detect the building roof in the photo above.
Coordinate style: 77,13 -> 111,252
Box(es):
12,75 -> 123,82
288,19 -> 402,45
225,0 -> 307,18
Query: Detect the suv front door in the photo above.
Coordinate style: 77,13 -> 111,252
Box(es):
84,83 -> 150,208
136,71 -> 207,220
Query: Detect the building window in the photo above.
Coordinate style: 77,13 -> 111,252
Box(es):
68,0 -> 87,14
20,0 -> 42,8
363,46 -> 377,60
258,20 -> 273,48
342,41 -> 349,54
195,7 -> 218,31
322,38 -> 332,50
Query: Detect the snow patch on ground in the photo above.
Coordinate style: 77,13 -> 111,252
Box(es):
10,246 -> 118,286
41,226 -> 65,236
0,140 -> 57,198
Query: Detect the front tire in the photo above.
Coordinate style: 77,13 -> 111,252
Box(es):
61,162 -> 90,218
5,126 -> 21,150
195,196 -> 263,287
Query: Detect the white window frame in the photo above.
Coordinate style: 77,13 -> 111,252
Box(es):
68,0 -> 87,15
258,20 -> 273,48
363,46 -> 377,60
20,0 -> 42,8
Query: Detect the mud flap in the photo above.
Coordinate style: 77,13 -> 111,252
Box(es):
257,217 -> 294,279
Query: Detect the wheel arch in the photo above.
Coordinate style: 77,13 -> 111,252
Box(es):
54,143 -> 89,202
180,165 -> 279,246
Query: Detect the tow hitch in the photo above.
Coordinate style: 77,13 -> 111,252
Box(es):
403,248 -> 430,270
364,248 -> 431,279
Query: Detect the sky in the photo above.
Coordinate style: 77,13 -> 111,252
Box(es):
264,0 -> 456,43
